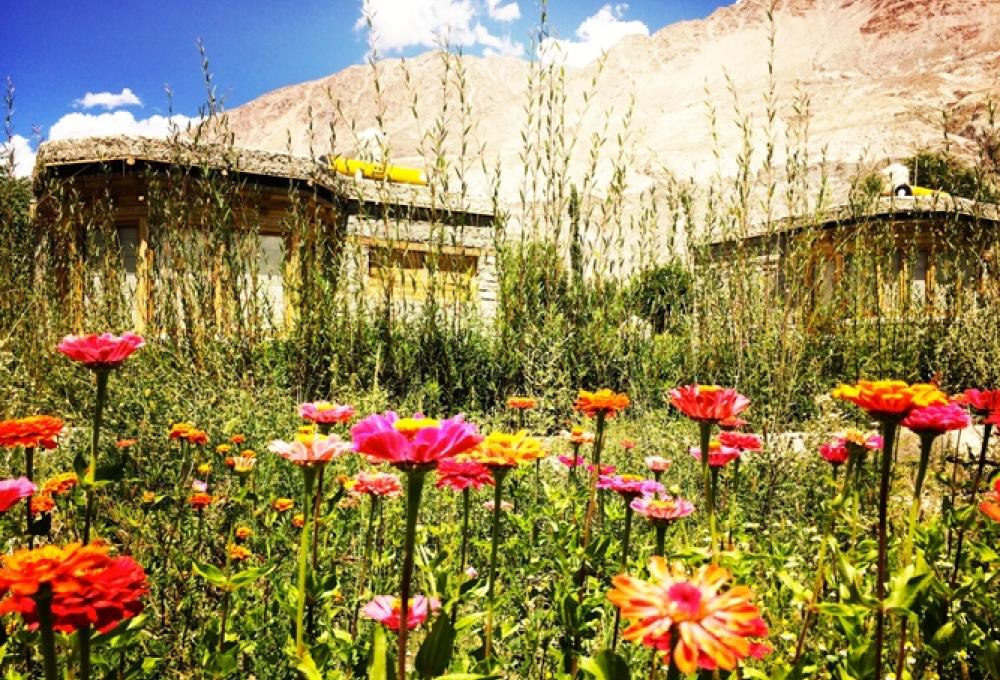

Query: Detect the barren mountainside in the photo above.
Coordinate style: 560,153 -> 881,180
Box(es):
223,0 -> 1000,204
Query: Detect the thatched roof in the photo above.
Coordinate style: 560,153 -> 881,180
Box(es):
33,136 -> 495,218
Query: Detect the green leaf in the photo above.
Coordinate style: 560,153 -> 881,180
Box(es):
579,650 -> 631,680
415,614 -> 456,678
884,564 -> 932,616
368,625 -> 389,680
191,561 -> 228,587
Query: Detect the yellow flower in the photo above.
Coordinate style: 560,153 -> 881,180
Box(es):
227,544 -> 252,562
464,430 -> 544,468
197,463 -> 212,476
216,443 -> 233,455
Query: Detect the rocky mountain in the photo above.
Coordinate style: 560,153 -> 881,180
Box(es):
222,0 -> 1000,209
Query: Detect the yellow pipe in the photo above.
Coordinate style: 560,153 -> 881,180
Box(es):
329,157 -> 427,186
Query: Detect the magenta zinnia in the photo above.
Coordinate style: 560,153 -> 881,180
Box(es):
351,412 -> 482,469
298,401 -> 356,425
630,495 -> 695,525
902,402 -> 971,435
56,332 -> 145,370
597,474 -> 663,499
362,595 -> 440,631
0,478 -> 36,513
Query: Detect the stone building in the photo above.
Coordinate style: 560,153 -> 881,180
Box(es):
31,136 -> 496,330
705,194 -> 1000,311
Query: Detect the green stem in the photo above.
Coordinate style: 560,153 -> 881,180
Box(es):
582,412 -> 607,548
710,466 -> 720,553
950,421 -> 993,586
873,420 -> 899,680
485,467 -> 508,660
83,369 -> 109,544
398,468 -> 428,680
460,488 -> 471,572
654,524 -> 667,558
351,495 -> 379,637
25,446 -> 34,546
79,626 -> 92,680
611,503 -> 634,650
294,467 -> 317,658
698,422 -> 716,560
35,584 -> 60,680
902,433 -> 936,565
664,629 -> 681,680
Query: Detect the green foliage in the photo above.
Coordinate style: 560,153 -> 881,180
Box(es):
906,150 -> 999,201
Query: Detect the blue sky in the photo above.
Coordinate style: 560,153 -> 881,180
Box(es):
1,1 -> 731,174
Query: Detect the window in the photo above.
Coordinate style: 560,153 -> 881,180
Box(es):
258,234 -> 285,325
367,245 -> 478,303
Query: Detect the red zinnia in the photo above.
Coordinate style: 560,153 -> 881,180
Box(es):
690,441 -> 741,468
718,431 -> 762,452
819,441 -> 849,466
0,416 -> 64,450
56,332 -> 145,370
349,471 -> 404,497
435,458 -> 494,491
669,385 -> 750,424
0,543 -> 147,633
957,388 -> 1000,416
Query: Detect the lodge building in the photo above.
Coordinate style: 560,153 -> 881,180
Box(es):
31,136 -> 497,331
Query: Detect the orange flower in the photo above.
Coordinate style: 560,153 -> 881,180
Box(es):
574,389 -> 630,419
980,477 -> 1000,523
0,542 -> 147,633
169,422 -> 196,440
227,544 -> 252,562
234,526 -> 253,541
30,493 -> 55,514
0,416 -> 64,450
506,396 -> 538,410
292,513 -> 305,528
141,491 -> 156,504
272,498 -> 294,512
229,434 -> 246,445
189,492 -> 213,511
41,472 -> 78,496
216,444 -> 233,455
561,426 -> 595,445
832,380 -> 947,422
608,557 -> 770,674
116,439 -> 137,449
240,449 -> 256,458
464,431 -> 545,468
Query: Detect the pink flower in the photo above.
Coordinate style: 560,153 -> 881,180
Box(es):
645,456 -> 672,473
902,403 -> 972,435
362,595 -> 440,631
268,435 -> 352,466
630,495 -> 695,525
558,455 -> 586,468
191,480 -> 208,493
621,438 -> 636,450
819,441 -> 848,466
690,442 -> 741,468
56,332 -> 145,369
464,566 -> 478,579
597,474 -> 664,499
718,431 -> 762,452
483,500 -> 514,512
668,385 -> 750,424
298,401 -> 356,425
348,471 -> 403,498
0,478 -> 36,513
435,458 -> 494,491
351,412 -> 483,469
587,464 -> 616,475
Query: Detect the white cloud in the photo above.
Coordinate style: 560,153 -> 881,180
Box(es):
74,88 -> 142,110
357,0 -> 524,57
540,4 -> 649,68
1,134 -> 37,178
49,111 -> 197,141
475,23 -> 525,58
486,0 -> 520,23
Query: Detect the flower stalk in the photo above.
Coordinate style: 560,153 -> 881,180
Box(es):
397,468 -> 428,680
35,584 -> 59,680
873,419 -> 898,680
485,467 -> 509,659
294,467 -> 317,657
83,369 -> 109,544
